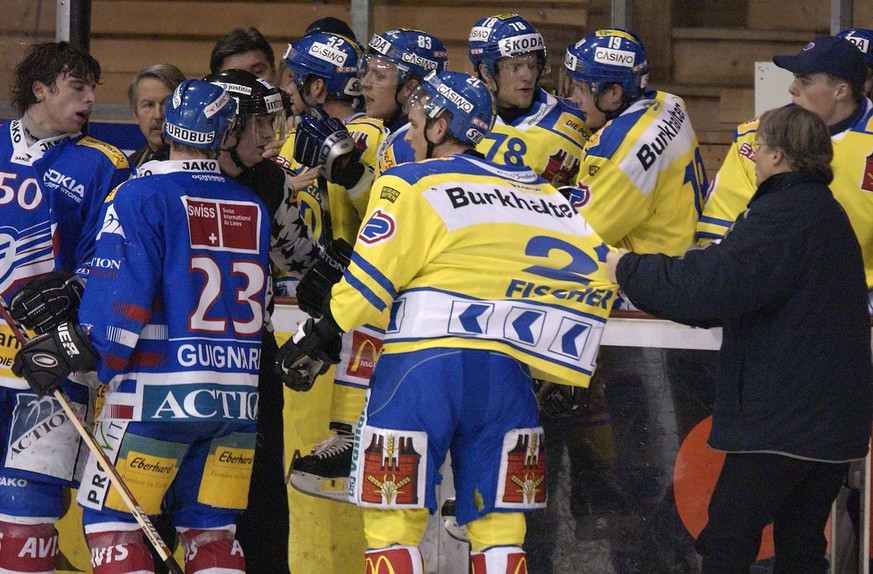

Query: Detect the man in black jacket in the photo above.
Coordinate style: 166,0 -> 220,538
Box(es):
607,105 -> 873,574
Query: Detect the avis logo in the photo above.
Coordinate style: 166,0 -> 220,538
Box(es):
359,209 -> 395,244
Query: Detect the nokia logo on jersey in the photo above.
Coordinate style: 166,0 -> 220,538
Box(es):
43,169 -> 84,200
636,102 -> 686,170
165,123 -> 214,146
499,34 -> 544,57
594,47 -> 635,68
445,187 -> 574,218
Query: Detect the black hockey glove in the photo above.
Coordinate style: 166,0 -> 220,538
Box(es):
534,379 -> 590,418
293,107 -> 365,188
8,271 -> 85,334
296,238 -> 353,318
276,317 -> 342,392
12,321 -> 98,396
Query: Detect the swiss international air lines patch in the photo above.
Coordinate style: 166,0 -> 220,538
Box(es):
184,197 -> 261,253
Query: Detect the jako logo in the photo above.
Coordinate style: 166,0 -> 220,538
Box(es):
359,209 -> 396,244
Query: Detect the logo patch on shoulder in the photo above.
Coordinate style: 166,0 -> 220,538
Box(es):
379,186 -> 400,203
359,209 -> 396,244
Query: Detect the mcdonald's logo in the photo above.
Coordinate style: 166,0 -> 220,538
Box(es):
365,555 -> 397,574
364,547 -> 420,574
348,331 -> 383,378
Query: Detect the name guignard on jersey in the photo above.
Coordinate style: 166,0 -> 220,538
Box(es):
426,181 -> 574,230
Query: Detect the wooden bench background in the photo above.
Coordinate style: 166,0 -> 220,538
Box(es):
2,0 -> 872,175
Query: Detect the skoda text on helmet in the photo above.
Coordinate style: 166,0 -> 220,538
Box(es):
360,28 -> 449,86
837,29 -> 873,66
564,28 -> 650,100
406,70 -> 496,147
468,13 -> 547,77
163,79 -> 237,152
282,32 -> 363,100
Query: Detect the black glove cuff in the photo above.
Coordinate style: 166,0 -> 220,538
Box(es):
332,156 -> 366,189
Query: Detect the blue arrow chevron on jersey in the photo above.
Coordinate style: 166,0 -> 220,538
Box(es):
505,308 -> 544,345
458,303 -> 491,334
549,317 -> 593,359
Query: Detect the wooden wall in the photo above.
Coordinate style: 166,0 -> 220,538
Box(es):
0,0 -> 589,107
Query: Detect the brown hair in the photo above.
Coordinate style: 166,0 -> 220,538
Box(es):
757,105 -> 834,184
127,63 -> 186,113
11,42 -> 101,114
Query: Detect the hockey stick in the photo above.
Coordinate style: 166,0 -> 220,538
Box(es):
0,305 -> 184,574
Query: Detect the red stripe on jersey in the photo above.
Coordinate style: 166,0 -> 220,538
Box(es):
111,301 -> 151,324
128,350 -> 164,367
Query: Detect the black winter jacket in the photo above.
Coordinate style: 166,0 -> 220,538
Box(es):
617,171 -> 873,461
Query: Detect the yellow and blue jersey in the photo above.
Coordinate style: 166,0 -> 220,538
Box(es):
698,99 -> 873,289
329,153 -> 617,386
570,90 -> 707,256
278,112 -> 387,246
476,88 -> 591,188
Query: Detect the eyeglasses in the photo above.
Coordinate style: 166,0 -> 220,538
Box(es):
752,139 -> 766,152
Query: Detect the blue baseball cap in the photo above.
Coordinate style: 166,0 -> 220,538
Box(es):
774,35 -> 867,84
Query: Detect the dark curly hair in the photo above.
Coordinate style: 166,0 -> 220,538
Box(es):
11,41 -> 101,115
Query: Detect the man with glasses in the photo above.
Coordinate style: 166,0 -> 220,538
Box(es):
468,13 -> 590,188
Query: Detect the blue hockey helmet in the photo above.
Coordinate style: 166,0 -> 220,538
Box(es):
359,28 -> 449,86
837,28 -> 873,66
564,28 -> 649,100
163,79 -> 236,152
404,70 -> 496,146
468,14 -> 547,78
282,32 -> 363,99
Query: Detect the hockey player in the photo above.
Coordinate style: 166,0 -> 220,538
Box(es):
203,68 -> 322,574
276,30 -> 392,502
357,28 -> 449,172
275,69 -> 617,574
14,79 -> 270,574
468,13 -> 591,187
0,41 -> 131,573
696,35 -> 873,308
562,28 -> 707,256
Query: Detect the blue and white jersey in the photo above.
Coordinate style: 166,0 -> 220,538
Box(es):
78,159 -> 271,423
0,120 -> 130,389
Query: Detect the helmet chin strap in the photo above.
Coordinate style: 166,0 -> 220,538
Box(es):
424,117 -> 447,160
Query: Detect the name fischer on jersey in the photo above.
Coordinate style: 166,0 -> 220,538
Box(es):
445,186 -> 574,218
636,101 -> 686,170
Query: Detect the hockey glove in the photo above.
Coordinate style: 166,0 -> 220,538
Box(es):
534,379 -> 590,419
12,321 -> 98,396
296,238 -> 353,318
9,271 -> 85,334
276,317 -> 342,392
293,107 -> 365,188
